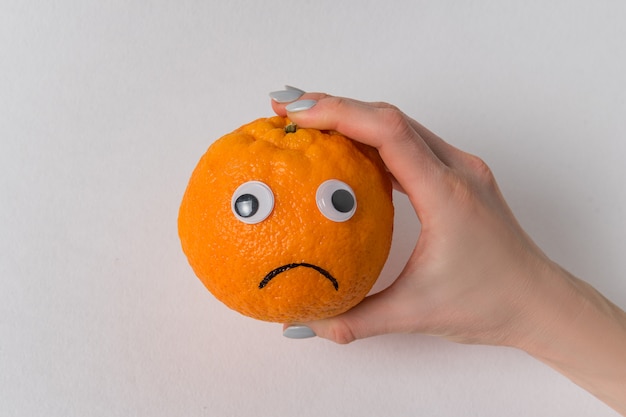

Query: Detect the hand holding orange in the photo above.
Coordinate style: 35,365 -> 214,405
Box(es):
178,116 -> 394,322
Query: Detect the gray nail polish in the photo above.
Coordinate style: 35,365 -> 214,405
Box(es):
285,85 -> 305,94
283,325 -> 316,339
285,99 -> 317,112
269,89 -> 304,103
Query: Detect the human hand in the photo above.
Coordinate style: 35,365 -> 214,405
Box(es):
270,89 -> 556,346
270,88 -> 626,415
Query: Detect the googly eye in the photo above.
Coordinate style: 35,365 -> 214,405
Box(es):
231,181 -> 274,224
316,179 -> 357,222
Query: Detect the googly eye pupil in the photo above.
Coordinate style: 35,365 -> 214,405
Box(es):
231,181 -> 274,224
331,189 -> 355,213
234,194 -> 259,218
316,179 -> 357,222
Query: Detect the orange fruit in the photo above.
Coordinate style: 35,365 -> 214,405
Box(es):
178,116 -> 394,322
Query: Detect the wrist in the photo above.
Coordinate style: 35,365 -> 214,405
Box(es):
506,261 -> 586,354
515,264 -> 626,361
509,262 -> 626,413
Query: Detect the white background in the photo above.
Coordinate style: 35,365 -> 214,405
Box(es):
1,1 -> 625,416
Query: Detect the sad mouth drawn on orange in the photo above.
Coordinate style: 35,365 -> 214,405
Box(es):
178,116 -> 394,323
259,262 -> 339,290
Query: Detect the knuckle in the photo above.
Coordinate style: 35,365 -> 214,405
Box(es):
378,106 -> 413,140
445,154 -> 498,205
379,104 -> 405,123
325,320 -> 358,345
466,154 -> 496,185
370,101 -> 398,109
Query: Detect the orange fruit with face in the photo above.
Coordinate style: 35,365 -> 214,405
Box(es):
178,116 -> 393,322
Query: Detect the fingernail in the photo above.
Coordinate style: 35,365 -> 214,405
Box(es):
285,85 -> 305,94
285,99 -> 317,112
269,87 -> 305,103
283,325 -> 316,339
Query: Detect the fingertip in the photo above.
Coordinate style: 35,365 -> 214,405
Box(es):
269,86 -> 306,116
281,94 -> 341,131
271,99 -> 287,116
287,291 -> 401,344
283,325 -> 317,339
269,86 -> 326,116
282,320 -> 357,344
269,88 -> 305,104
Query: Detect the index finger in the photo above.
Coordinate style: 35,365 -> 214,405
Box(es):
278,95 -> 447,211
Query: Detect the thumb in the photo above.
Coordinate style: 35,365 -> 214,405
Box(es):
283,286 -> 409,343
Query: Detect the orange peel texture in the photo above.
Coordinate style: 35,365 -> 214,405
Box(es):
178,116 -> 394,322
